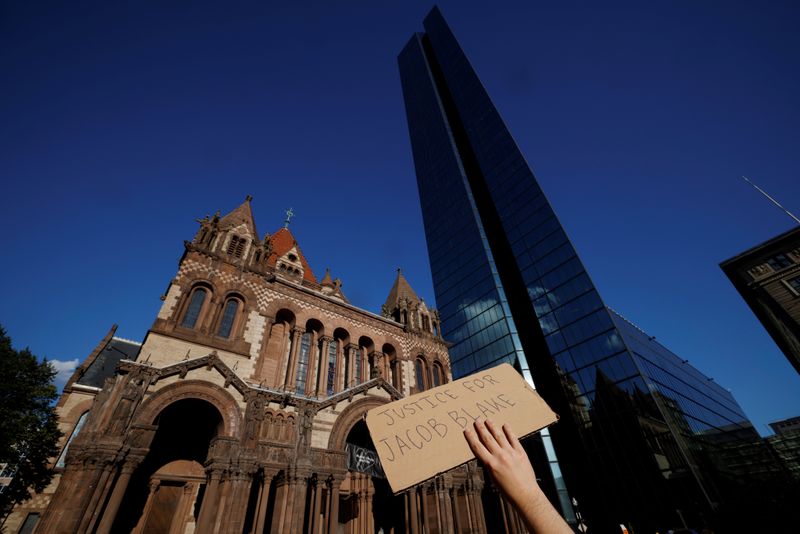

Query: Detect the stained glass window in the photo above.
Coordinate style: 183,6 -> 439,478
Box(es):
295,332 -> 311,394
433,362 -> 443,387
56,411 -> 89,468
416,359 -> 427,391
217,299 -> 239,338
327,340 -> 337,396
181,288 -> 207,328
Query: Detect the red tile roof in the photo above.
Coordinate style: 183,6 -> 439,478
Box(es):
267,227 -> 318,284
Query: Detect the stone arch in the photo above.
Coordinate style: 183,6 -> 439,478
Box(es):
132,380 -> 242,438
174,279 -> 218,326
263,297 -> 301,321
327,396 -> 390,451
63,398 -> 94,424
219,284 -> 258,307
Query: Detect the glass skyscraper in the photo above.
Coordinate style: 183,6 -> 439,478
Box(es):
398,7 -> 787,532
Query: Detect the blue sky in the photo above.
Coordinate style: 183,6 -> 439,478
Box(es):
1,0 -> 798,435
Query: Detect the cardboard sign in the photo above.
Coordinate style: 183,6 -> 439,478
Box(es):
366,362 -> 558,493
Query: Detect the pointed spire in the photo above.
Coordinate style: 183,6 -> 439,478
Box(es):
218,196 -> 258,238
384,267 -> 420,311
320,267 -> 334,287
284,207 -> 294,228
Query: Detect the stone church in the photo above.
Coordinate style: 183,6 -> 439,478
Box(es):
7,198 -> 527,534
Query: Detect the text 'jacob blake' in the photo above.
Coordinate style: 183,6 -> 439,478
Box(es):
374,374 -> 518,462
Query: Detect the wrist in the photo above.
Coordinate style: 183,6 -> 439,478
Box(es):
511,480 -> 547,511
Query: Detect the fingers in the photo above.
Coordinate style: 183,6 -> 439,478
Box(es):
473,419 -> 500,453
502,423 -> 525,454
486,419 -> 510,449
465,419 -> 524,467
464,426 -> 492,465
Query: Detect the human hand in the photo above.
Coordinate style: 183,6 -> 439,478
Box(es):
463,419 -> 539,507
464,419 -> 573,534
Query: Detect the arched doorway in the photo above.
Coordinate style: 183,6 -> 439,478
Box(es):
340,420 -> 406,534
112,398 -> 223,533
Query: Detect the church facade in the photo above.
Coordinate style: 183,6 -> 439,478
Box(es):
7,199 -> 527,534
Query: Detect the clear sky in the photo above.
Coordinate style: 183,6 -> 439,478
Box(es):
2,0 -> 798,436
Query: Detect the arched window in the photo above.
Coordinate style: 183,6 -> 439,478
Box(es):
432,362 -> 444,387
295,332 -> 311,394
415,358 -> 427,391
217,298 -> 239,338
326,340 -> 338,396
181,287 -> 207,329
56,411 -> 89,468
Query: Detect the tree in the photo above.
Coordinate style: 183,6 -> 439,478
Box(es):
0,325 -> 62,516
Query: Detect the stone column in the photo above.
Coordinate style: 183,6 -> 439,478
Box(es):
170,483 -> 197,534
253,470 -> 278,534
270,473 -> 290,533
408,488 -> 420,534
306,475 -> 324,534
468,485 -> 487,534
435,477 -> 454,534
419,484 -> 430,531
365,476 -> 375,534
369,351 -> 383,379
285,328 -> 304,390
304,331 -> 317,396
336,341 -> 345,393
196,468 -> 224,534
327,477 -> 342,534
345,344 -> 360,388
77,459 -> 116,533
498,492 -> 511,534
220,467 -> 256,534
288,471 -> 310,532
450,487 -> 462,533
316,336 -> 333,397
132,479 -> 161,534
275,323 -> 293,389
356,474 -> 368,534
252,315 -> 275,382
96,459 -> 141,534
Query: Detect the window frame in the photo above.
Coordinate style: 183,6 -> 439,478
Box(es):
216,296 -> 243,339
415,356 -> 429,392
180,285 -> 210,329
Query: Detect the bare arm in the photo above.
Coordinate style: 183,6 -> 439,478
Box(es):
464,419 -> 572,534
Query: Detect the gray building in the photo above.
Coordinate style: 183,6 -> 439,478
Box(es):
398,7 -> 791,532
721,226 -> 800,375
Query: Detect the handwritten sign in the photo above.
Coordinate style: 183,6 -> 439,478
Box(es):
366,363 -> 558,493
